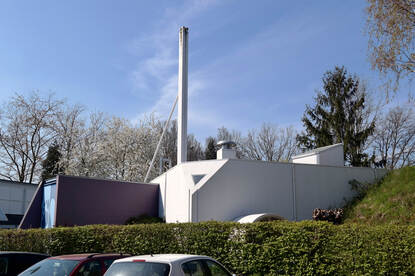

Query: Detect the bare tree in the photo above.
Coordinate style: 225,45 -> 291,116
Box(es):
187,134 -> 204,162
366,0 -> 415,92
0,93 -> 63,183
279,126 -> 299,161
157,119 -> 205,170
54,104 -> 85,172
372,105 -> 415,169
66,112 -> 107,177
127,114 -> 162,182
159,119 -> 177,167
61,113 -> 204,182
243,123 -> 298,162
100,117 -> 135,180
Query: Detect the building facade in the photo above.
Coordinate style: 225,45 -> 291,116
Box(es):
0,179 -> 37,228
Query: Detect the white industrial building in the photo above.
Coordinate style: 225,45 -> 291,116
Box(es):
149,27 -> 386,223
151,144 -> 385,223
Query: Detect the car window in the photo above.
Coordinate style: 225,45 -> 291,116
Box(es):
104,262 -> 170,276
204,260 -> 231,276
182,260 -> 207,276
75,261 -> 102,276
103,259 -> 115,270
19,259 -> 79,276
0,257 -> 8,275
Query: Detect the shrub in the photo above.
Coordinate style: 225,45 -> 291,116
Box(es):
124,214 -> 164,225
1,221 -> 414,275
312,208 -> 344,224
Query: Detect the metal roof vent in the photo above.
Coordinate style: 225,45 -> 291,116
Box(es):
216,140 -> 236,160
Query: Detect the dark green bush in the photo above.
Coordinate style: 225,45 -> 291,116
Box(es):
1,221 -> 414,275
124,214 -> 164,225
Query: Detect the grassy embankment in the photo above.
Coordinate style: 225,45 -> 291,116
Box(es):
344,166 -> 415,225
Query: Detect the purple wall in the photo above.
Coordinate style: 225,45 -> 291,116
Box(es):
19,182 -> 43,229
54,175 -> 159,227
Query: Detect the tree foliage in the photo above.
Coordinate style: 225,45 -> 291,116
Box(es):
41,143 -> 63,181
366,0 -> 415,90
297,66 -> 376,166
204,137 -> 217,160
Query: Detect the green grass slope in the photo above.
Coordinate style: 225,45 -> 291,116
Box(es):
344,166 -> 415,225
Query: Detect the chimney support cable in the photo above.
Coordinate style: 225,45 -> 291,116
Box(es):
144,95 -> 178,183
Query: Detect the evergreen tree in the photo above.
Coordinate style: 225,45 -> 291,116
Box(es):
41,143 -> 63,181
297,66 -> 375,167
205,137 -> 217,160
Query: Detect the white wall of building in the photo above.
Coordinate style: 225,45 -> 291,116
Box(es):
293,164 -> 377,219
318,145 -> 344,166
151,159 -> 386,223
151,159 -> 227,222
192,160 -> 295,221
0,180 -> 37,215
292,144 -> 344,166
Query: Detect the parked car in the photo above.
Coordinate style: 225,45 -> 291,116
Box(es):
104,254 -> 235,276
18,253 -> 129,276
0,251 -> 49,276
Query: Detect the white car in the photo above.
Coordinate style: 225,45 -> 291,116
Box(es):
104,254 -> 235,276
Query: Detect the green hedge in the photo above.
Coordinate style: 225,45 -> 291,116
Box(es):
1,221 -> 415,275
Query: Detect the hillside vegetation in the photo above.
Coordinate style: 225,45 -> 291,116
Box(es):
344,166 -> 415,225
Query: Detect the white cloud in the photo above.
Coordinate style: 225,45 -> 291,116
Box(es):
128,1 -> 328,138
128,0 -> 224,130
131,71 -> 209,124
129,0 -> 220,89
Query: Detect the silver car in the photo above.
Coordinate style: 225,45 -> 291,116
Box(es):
104,254 -> 235,276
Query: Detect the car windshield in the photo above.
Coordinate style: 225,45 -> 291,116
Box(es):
104,262 -> 170,276
18,259 -> 79,276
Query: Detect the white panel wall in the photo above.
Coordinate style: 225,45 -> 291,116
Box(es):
294,164 -> 378,220
318,146 -> 344,166
0,181 -> 37,215
152,166 -> 189,223
192,160 -> 386,222
153,158 -> 387,223
151,160 -> 227,223
193,160 -> 295,222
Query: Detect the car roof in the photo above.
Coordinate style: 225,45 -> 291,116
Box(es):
50,253 -> 127,261
113,254 -> 212,264
0,251 -> 49,256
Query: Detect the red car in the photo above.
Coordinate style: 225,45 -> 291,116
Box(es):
18,253 -> 129,276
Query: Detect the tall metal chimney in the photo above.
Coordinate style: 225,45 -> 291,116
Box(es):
177,26 -> 188,164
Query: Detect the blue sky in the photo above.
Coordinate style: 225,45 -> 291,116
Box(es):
0,1 -> 407,142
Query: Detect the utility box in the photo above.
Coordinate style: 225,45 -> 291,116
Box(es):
216,141 -> 237,160
291,143 -> 344,166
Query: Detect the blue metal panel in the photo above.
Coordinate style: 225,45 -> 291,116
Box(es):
41,180 -> 57,228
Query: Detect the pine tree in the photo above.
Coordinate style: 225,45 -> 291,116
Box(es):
297,66 -> 375,166
205,137 -> 217,160
41,143 -> 63,181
